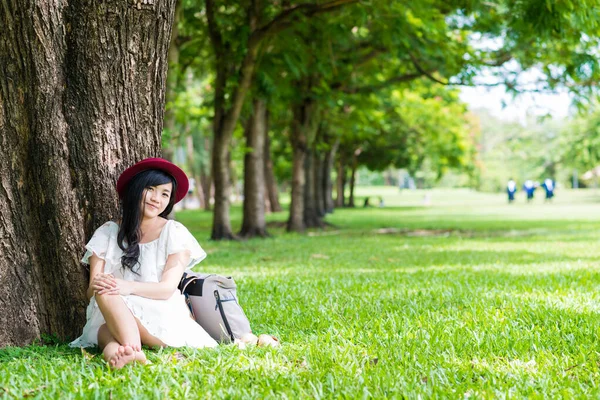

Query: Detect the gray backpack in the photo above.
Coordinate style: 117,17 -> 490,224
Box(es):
178,272 -> 252,344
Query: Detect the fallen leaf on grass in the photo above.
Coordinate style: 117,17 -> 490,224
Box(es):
168,352 -> 186,362
293,358 -> 308,368
22,385 -> 47,398
81,347 -> 95,360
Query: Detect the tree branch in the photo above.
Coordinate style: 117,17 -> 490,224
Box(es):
252,0 -> 359,43
408,52 -> 449,85
340,71 -> 425,94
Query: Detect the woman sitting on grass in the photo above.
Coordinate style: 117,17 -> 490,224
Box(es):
70,158 -> 217,368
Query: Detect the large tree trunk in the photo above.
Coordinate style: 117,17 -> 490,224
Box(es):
240,99 -> 269,238
264,125 -> 282,213
287,97 -> 319,232
0,0 -> 175,346
323,138 -> 339,213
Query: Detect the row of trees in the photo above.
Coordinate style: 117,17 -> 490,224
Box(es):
0,0 -> 598,345
165,0 -> 600,240
472,105 -> 600,192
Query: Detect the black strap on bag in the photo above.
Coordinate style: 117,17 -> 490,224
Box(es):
179,272 -> 205,296
179,272 -> 205,317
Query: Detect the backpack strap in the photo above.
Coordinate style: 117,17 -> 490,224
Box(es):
178,272 -> 206,296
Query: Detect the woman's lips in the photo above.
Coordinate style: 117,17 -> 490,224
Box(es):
146,203 -> 158,210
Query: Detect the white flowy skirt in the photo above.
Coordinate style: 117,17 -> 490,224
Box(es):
70,291 -> 218,349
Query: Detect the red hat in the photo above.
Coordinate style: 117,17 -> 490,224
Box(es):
116,158 -> 189,203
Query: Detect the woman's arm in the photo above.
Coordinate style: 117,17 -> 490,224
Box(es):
87,253 -> 117,299
116,250 -> 190,300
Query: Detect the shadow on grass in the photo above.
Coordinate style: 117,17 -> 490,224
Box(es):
0,343 -> 84,362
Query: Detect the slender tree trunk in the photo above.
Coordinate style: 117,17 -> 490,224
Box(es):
288,146 -> 307,232
0,0 -> 175,346
207,0 -> 260,240
264,125 -> 282,213
194,173 -> 206,209
323,138 -> 339,213
240,99 -> 269,237
348,155 -> 358,208
313,151 -> 326,218
287,97 -> 319,232
303,148 -> 324,228
211,134 -> 235,239
185,135 -> 205,209
201,136 -> 212,211
335,153 -> 346,208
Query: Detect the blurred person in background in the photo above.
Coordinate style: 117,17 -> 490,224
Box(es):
523,180 -> 536,203
507,178 -> 517,203
542,178 -> 555,202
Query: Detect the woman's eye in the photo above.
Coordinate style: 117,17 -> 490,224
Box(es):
163,194 -> 168,197
147,187 -> 154,191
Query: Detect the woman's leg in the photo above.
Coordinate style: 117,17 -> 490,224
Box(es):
95,293 -> 142,349
95,293 -> 146,367
98,324 -> 136,368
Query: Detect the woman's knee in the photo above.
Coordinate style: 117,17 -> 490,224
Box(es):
95,292 -> 121,308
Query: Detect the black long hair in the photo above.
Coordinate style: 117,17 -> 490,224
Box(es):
117,169 -> 178,273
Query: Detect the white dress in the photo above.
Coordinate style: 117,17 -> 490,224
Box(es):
69,220 -> 218,349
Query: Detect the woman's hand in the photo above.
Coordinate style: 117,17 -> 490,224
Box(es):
91,273 -> 118,295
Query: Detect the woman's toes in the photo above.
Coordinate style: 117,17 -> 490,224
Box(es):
123,345 -> 135,357
109,354 -> 120,368
107,346 -> 136,369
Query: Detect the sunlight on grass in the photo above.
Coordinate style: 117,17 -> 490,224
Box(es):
3,188 -> 600,398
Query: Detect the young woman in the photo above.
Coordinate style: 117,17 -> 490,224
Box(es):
70,158 -> 217,368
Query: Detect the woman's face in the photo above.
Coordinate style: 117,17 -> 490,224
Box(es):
141,182 -> 173,219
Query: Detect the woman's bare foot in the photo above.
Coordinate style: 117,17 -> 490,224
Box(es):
134,349 -> 148,364
107,345 -> 136,369
120,343 -> 148,365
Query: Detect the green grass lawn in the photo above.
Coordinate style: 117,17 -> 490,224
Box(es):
4,188 -> 600,398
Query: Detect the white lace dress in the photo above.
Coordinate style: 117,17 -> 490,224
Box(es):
69,220 -> 218,349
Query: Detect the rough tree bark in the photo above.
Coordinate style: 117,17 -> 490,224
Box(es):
240,99 -> 269,237
0,0 -> 175,346
264,125 -> 282,213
